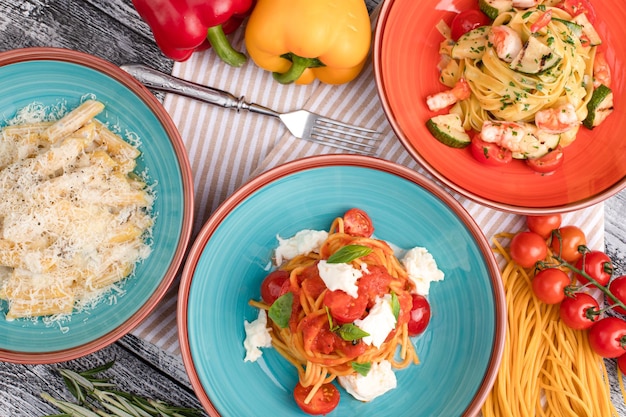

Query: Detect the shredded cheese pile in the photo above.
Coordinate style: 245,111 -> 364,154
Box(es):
0,100 -> 154,321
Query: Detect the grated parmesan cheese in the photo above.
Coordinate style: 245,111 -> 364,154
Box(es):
0,100 -> 155,322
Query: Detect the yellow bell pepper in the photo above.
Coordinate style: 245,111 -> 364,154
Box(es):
244,0 -> 372,85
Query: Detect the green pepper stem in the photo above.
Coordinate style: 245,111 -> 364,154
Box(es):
206,25 -> 246,67
273,54 -> 324,84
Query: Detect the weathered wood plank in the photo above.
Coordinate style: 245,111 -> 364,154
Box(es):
0,341 -> 206,416
0,0 -> 172,73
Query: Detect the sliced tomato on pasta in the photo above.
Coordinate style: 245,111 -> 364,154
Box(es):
343,208 -> 374,237
294,382 -> 340,415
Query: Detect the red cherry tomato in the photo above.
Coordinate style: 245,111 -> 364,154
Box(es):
588,317 -> 626,358
261,270 -> 290,304
293,382 -> 340,415
557,0 -> 596,23
574,250 -> 614,287
559,292 -> 600,330
510,231 -> 548,269
407,294 -> 431,336
550,225 -> 587,263
470,134 -> 513,166
618,353 -> 626,375
526,214 -> 562,239
323,289 -> 368,324
608,276 -> 626,315
531,268 -> 571,304
450,9 -> 491,41
343,208 -> 374,237
526,146 -> 564,174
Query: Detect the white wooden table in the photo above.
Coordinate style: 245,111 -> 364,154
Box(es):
0,0 -> 624,416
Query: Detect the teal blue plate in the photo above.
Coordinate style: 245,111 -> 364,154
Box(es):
179,155 -> 506,417
0,48 -> 194,364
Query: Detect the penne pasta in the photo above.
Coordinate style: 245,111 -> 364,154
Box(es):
0,100 -> 154,320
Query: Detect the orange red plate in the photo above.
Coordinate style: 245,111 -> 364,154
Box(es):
374,0 -> 626,214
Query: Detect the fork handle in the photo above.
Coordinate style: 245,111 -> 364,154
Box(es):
120,64 -> 279,118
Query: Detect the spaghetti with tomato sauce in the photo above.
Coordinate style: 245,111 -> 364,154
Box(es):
245,208 -> 444,414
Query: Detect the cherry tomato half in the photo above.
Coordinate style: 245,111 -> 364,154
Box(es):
323,289 -> 368,324
550,225 -> 587,263
574,250 -> 613,287
526,146 -> 564,174
532,268 -> 571,304
407,294 -> 431,336
527,214 -> 562,239
261,270 -> 290,305
510,231 -> 548,269
559,292 -> 600,330
450,9 -> 491,41
343,208 -> 374,237
608,275 -> 626,315
293,382 -> 340,415
557,0 -> 596,23
470,134 -> 513,166
588,317 -> 626,358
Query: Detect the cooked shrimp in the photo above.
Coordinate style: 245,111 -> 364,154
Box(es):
512,0 -> 540,7
426,78 -> 471,111
488,26 -> 523,63
593,51 -> 611,88
535,103 -> 580,134
481,121 -> 530,153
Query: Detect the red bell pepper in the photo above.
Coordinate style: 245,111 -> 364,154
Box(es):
132,0 -> 254,66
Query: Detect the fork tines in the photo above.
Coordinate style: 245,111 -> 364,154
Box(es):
311,117 -> 382,156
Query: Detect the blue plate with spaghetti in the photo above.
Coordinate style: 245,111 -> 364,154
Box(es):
0,48 -> 194,364
178,155 -> 506,417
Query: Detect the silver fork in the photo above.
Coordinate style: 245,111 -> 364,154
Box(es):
120,64 -> 381,155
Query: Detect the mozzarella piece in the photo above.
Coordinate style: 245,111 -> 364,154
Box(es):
354,294 -> 396,348
274,229 -> 328,265
402,247 -> 444,295
317,260 -> 363,298
338,360 -> 397,402
243,309 -> 273,362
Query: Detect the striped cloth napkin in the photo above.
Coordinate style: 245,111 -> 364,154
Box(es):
130,14 -> 604,355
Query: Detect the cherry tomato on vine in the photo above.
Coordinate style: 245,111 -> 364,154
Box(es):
407,294 -> 431,336
261,270 -> 290,304
526,146 -> 565,174
608,276 -> 626,315
450,9 -> 491,41
343,208 -> 374,237
532,268 -> 571,304
470,134 -> 513,166
510,231 -> 548,268
574,250 -> 613,287
550,225 -> 587,263
526,214 -> 562,240
293,382 -> 340,415
588,317 -> 626,358
559,292 -> 600,330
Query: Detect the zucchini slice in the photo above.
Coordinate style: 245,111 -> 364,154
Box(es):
509,36 -> 562,74
478,0 -> 513,20
583,84 -> 614,129
452,26 -> 490,60
426,114 -> 471,148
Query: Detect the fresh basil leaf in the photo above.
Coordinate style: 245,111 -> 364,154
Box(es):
327,245 -> 372,264
351,362 -> 372,377
391,292 -> 400,322
337,323 -> 370,341
268,292 -> 293,328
